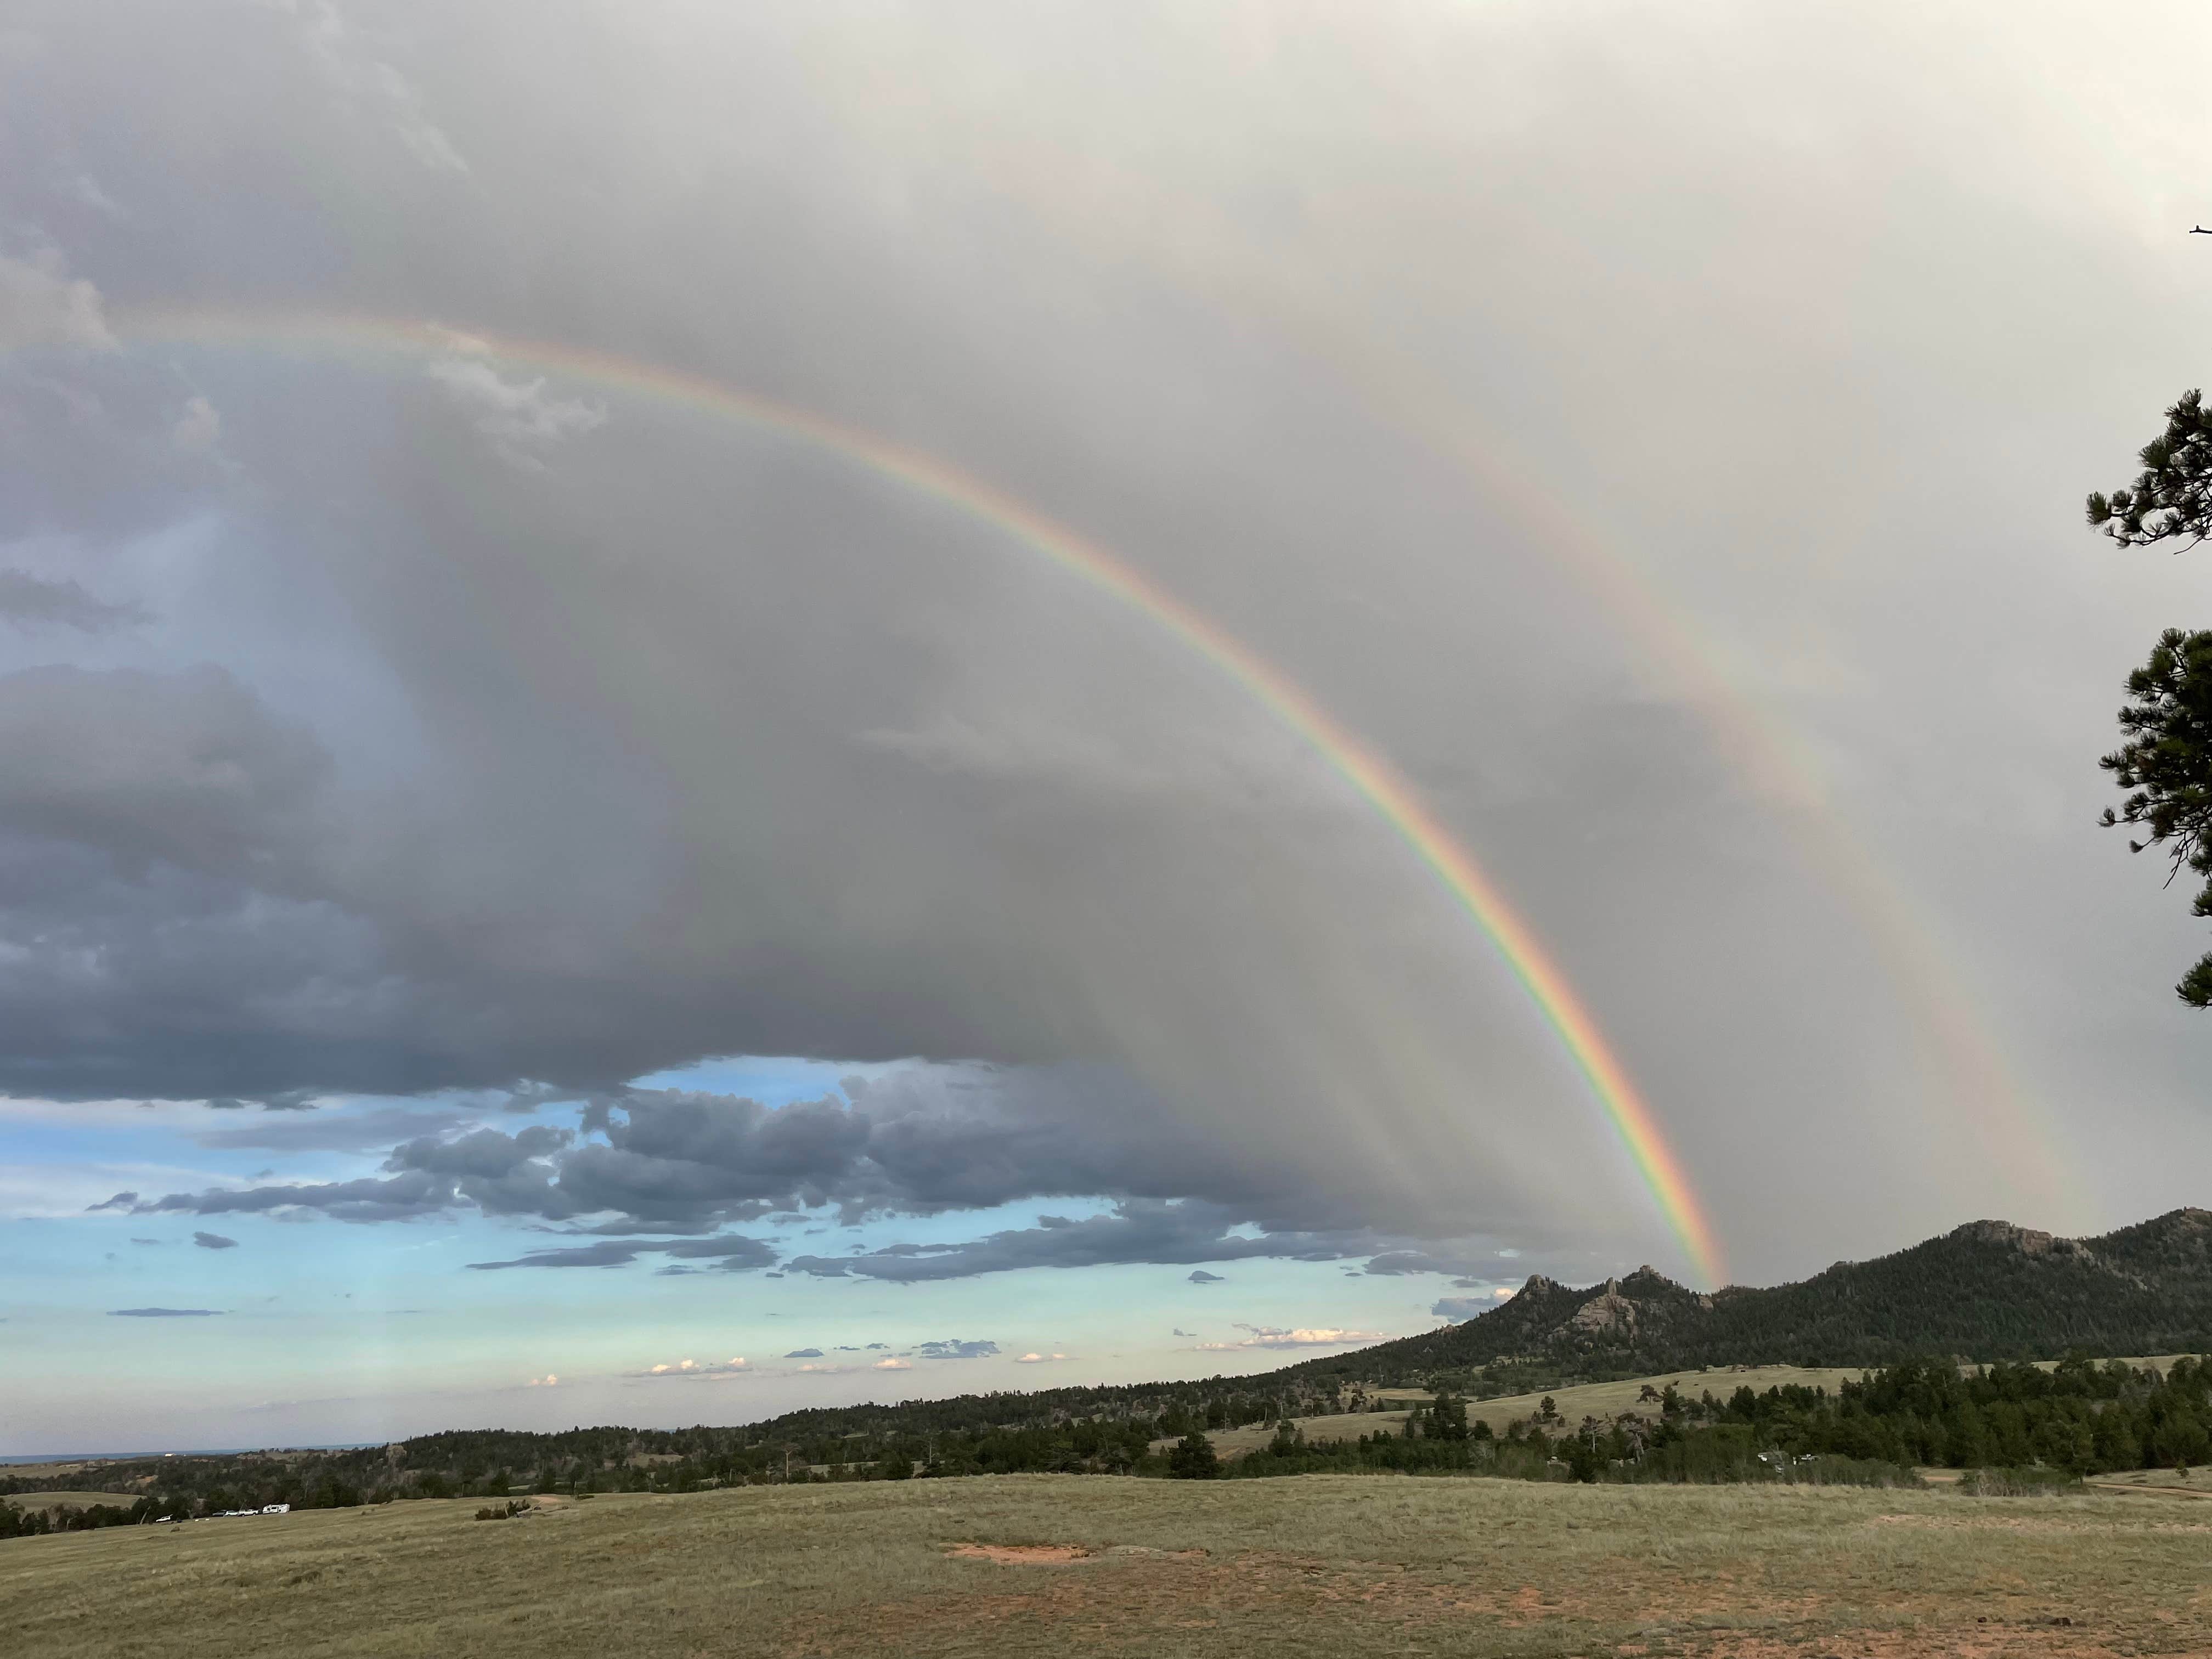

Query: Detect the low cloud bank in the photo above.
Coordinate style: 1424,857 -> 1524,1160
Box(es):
108,1307 -> 221,1318
99,1085 -> 1533,1283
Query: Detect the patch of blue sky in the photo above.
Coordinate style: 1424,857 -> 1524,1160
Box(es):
627,1053 -> 909,1105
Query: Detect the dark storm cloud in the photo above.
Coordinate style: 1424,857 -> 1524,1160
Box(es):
0,0 -> 1621,1260
1362,1250 -> 1523,1280
191,1104 -> 478,1154
137,1171 -> 454,1225
782,1198 -> 1375,1283
130,1074 -> 1321,1232
783,1348 -> 822,1358
0,570 -> 143,631
191,1231 -> 236,1250
1431,1297 -> 1491,1323
385,1124 -> 575,1215
1433,1300 -> 1504,1327
0,666 -> 325,881
1186,1270 -> 1223,1284
133,1121 -> 573,1226
120,1086 -> 1570,1277
18,0 -> 2212,1284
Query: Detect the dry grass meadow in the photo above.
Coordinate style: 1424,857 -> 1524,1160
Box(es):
1188,1367 -> 1875,1458
6,1472 -> 2212,1658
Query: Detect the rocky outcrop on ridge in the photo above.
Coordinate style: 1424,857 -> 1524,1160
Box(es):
1277,1208 -> 2212,1386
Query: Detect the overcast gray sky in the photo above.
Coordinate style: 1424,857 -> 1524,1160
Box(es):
5,0 -> 2212,1446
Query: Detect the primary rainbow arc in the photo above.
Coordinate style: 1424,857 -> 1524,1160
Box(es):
101,304 -> 1730,1285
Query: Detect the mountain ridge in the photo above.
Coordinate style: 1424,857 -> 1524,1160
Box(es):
1281,1207 -> 2212,1386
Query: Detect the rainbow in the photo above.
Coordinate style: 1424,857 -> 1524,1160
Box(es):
95,304 -> 1728,1284
965,146 -> 2079,1221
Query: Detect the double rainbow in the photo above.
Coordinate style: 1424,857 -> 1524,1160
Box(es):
104,306 -> 1729,1285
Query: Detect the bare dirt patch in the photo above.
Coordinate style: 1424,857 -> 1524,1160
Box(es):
946,1543 -> 1097,1565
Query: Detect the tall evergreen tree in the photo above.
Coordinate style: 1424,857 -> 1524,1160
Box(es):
1167,1432 -> 1220,1480
2090,392 -> 2212,1002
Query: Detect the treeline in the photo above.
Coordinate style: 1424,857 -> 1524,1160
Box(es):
0,1378 -> 1340,1516
0,1493 -> 195,1538
12,1355 -> 2210,1536
1223,1355 -> 2212,1485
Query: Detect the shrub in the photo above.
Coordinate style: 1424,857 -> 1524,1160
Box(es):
1952,1467 -> 2083,1497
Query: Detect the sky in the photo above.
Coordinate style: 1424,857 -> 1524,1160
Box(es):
4,0 -> 2212,1454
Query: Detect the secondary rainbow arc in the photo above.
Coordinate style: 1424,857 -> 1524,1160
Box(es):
97,304 -> 1730,1285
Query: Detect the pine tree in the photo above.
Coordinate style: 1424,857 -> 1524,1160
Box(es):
1167,1432 -> 1220,1480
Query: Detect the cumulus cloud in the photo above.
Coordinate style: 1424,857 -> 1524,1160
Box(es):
783,1347 -> 822,1358
913,1339 -> 998,1359
639,1356 -> 750,1378
871,1357 -> 912,1370
1186,1269 -> 1223,1284
170,396 -> 222,454
0,247 -> 114,352
426,355 -> 606,471
191,1231 -> 238,1250
1014,1351 -> 1067,1363
524,1373 -> 557,1386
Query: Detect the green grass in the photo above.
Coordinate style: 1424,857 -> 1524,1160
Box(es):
4,1474 -> 2209,1657
0,1489 -> 148,1511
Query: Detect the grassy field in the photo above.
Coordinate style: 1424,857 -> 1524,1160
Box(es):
1167,1409 -> 1413,1458
4,1474 -> 2211,1657
0,1489 -> 146,1511
1459,1366 -> 1876,1433
1187,1367 -> 1871,1458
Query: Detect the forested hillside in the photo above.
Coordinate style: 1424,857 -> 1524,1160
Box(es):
1284,1209 -> 2212,1386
